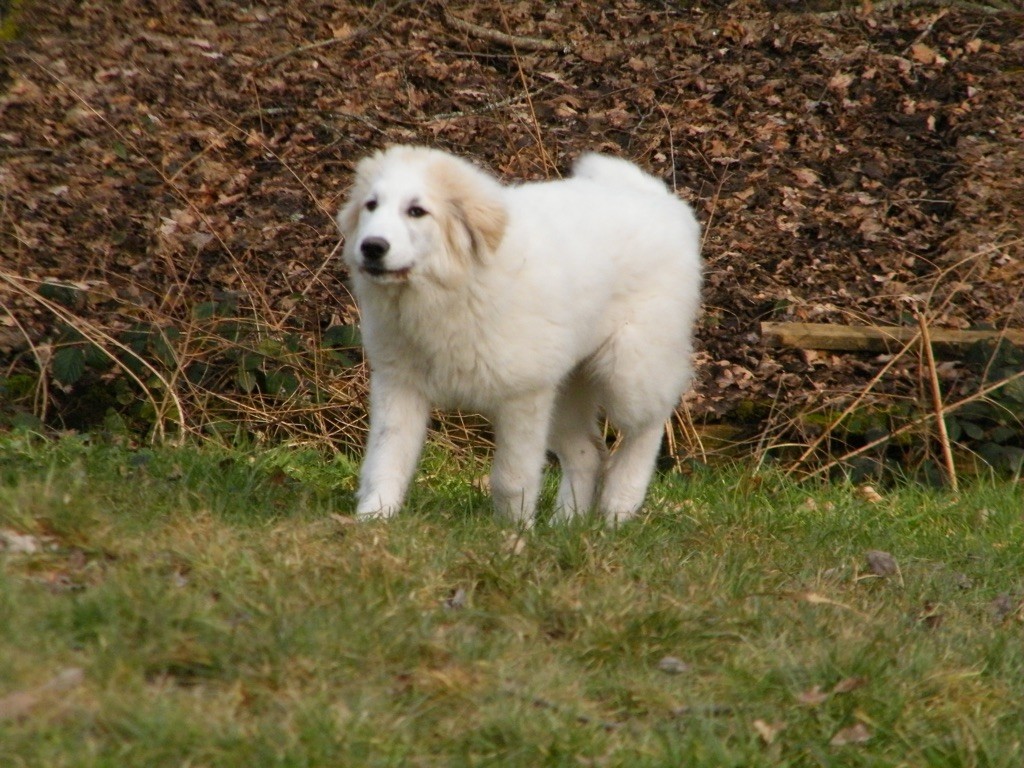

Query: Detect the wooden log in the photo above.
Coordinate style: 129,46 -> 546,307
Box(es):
760,321 -> 1024,354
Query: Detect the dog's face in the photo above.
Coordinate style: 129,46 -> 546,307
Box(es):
338,147 -> 507,287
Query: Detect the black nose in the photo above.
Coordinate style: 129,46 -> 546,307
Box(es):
360,237 -> 390,262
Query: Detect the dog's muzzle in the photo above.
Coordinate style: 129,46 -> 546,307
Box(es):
359,236 -> 410,281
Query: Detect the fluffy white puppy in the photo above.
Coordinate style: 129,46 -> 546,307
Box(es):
337,146 -> 701,525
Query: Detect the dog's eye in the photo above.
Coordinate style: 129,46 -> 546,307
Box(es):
364,199 -> 378,212
406,205 -> 428,218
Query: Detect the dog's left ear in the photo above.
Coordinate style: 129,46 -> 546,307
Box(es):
336,193 -> 361,239
435,158 -> 507,262
337,153 -> 384,238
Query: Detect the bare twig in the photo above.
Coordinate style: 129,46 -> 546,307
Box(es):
257,0 -> 418,69
784,332 -> 920,476
444,13 -> 570,54
918,313 -> 958,491
901,8 -> 948,57
427,90 -> 552,122
259,32 -> 369,70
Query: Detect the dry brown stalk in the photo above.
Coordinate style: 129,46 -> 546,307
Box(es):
494,6 -> 557,177
918,313 -> 958,490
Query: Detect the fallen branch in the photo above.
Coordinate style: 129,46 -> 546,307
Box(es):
807,0 -> 1016,18
762,322 -> 1024,355
258,32 -> 370,69
444,13 -> 570,54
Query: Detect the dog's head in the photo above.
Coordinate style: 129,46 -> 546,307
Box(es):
337,146 -> 507,287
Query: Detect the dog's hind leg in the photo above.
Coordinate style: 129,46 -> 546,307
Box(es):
598,421 -> 664,525
549,381 -> 605,522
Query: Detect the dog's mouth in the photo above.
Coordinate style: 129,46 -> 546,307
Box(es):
361,264 -> 412,282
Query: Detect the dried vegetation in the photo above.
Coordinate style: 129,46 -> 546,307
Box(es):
1,0 -> 1022,474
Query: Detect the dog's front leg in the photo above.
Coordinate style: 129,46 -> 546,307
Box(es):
356,376 -> 430,519
490,391 -> 556,526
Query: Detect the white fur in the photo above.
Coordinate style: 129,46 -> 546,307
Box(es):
337,146 -> 702,525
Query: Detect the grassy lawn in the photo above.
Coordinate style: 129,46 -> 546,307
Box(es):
1,434 -> 1022,766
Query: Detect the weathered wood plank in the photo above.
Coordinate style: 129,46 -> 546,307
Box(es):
760,322 -> 1024,353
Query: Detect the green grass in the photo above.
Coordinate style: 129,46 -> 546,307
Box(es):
0,434 -> 1022,766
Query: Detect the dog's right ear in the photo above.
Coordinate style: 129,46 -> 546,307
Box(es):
456,191 -> 507,257
336,153 -> 384,238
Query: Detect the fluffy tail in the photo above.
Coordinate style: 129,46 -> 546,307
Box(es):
572,153 -> 670,197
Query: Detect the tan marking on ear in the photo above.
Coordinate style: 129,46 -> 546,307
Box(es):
430,155 -> 507,262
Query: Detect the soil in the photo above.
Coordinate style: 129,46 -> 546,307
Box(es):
1,0 -> 1022,439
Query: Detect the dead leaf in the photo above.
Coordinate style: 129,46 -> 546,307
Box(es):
991,593 -> 1022,622
865,549 -> 898,577
0,529 -> 41,554
917,601 -> 943,629
444,587 -> 468,610
910,43 -> 946,66
797,685 -> 829,706
832,676 -> 867,694
656,656 -> 690,674
828,72 -> 855,92
793,167 -> 820,187
830,722 -> 872,746
856,485 -> 883,504
0,667 -> 84,722
753,718 -> 786,745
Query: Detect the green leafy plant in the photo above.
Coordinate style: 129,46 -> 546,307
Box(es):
2,281 -> 367,446
945,340 -> 1024,475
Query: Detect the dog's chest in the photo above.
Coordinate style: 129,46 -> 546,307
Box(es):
369,292 -> 520,409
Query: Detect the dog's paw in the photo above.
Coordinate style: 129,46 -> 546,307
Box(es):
492,503 -> 536,530
603,508 -> 639,527
355,496 -> 401,521
356,507 -> 397,522
550,504 -> 586,525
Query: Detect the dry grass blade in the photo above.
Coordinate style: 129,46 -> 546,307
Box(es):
918,313 -> 958,491
496,4 -> 557,177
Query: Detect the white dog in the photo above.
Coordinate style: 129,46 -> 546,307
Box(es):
337,146 -> 701,525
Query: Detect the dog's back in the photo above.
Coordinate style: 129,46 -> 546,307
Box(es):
571,153 -> 673,199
